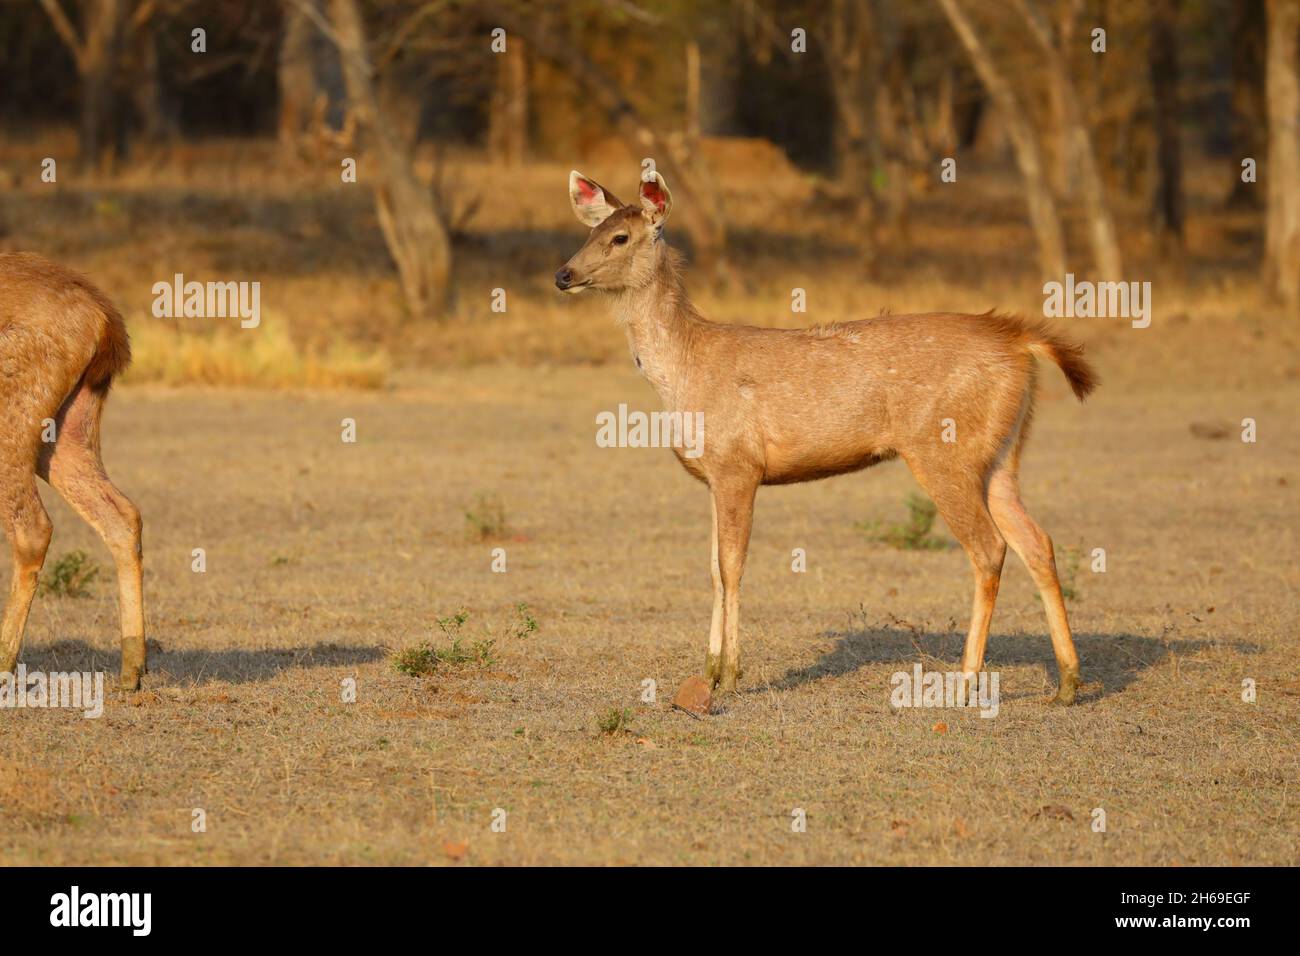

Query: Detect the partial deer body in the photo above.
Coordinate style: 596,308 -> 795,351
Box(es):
559,170 -> 1097,704
0,253 -> 145,689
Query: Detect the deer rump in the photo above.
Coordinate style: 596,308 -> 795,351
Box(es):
0,253 -> 131,401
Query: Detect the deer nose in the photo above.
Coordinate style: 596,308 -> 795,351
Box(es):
554,267 -> 573,290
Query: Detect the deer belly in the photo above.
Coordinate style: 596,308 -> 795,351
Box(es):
762,438 -> 893,485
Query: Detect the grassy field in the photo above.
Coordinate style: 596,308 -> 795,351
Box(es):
1,364 -> 1296,865
1,139 -> 1297,865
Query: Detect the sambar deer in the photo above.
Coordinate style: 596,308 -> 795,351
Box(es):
557,168 -> 1098,704
0,253 -> 146,689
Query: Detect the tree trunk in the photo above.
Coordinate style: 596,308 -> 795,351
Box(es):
684,40 -> 700,143
281,0 -> 348,154
1263,0 -> 1300,309
41,0 -> 127,171
1148,0 -> 1185,252
1046,63 -> 1073,198
488,37 -> 529,165
938,0 -> 1067,278
329,0 -> 452,319
279,1 -> 318,147
825,0 -> 884,270
131,16 -> 173,146
878,58 -> 914,245
697,19 -> 739,136
1228,0 -> 1267,208
931,66 -> 957,156
83,0 -> 126,171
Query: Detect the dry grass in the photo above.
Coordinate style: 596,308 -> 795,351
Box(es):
0,762 -> 67,828
124,318 -> 390,390
1,360 -> 1296,865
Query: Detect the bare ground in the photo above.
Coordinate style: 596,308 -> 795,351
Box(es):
2,359 -> 1297,865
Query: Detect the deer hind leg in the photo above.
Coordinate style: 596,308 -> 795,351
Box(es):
903,458 -> 1006,688
987,462 -> 1079,705
0,478 -> 53,675
710,476 -> 758,694
38,383 -> 146,690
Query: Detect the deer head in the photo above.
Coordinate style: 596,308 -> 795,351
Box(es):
555,169 -> 673,293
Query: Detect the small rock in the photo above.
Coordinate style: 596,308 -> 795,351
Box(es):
672,676 -> 712,716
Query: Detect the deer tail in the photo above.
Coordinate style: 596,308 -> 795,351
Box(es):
84,300 -> 132,393
1026,326 -> 1098,402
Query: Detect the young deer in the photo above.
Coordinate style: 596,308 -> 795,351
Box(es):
0,253 -> 146,689
557,169 -> 1098,704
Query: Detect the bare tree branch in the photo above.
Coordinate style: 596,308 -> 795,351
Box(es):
1012,0 -> 1122,277
286,0 -> 367,77
39,0 -> 87,72
937,0 -> 1067,278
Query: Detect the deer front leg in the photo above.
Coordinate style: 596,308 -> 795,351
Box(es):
705,496 -> 723,683
711,477 -> 758,694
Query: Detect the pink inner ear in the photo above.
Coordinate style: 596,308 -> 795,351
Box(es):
641,181 -> 665,211
575,178 -> 600,203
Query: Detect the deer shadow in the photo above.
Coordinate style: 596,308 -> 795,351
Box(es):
765,626 -> 1261,702
19,639 -> 384,686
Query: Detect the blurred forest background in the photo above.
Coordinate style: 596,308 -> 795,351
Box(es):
0,0 -> 1296,384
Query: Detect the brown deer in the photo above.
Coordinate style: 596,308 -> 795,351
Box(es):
0,253 -> 145,689
557,169 -> 1098,704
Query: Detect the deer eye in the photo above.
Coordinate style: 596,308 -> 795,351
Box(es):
612,234 -> 629,245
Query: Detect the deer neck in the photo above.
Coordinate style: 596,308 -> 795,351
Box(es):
612,247 -> 697,404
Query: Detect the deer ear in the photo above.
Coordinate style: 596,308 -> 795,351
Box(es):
569,171 -> 623,227
639,171 -> 673,226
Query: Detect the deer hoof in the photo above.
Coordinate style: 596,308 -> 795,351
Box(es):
704,652 -> 722,684
1050,672 -> 1079,706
